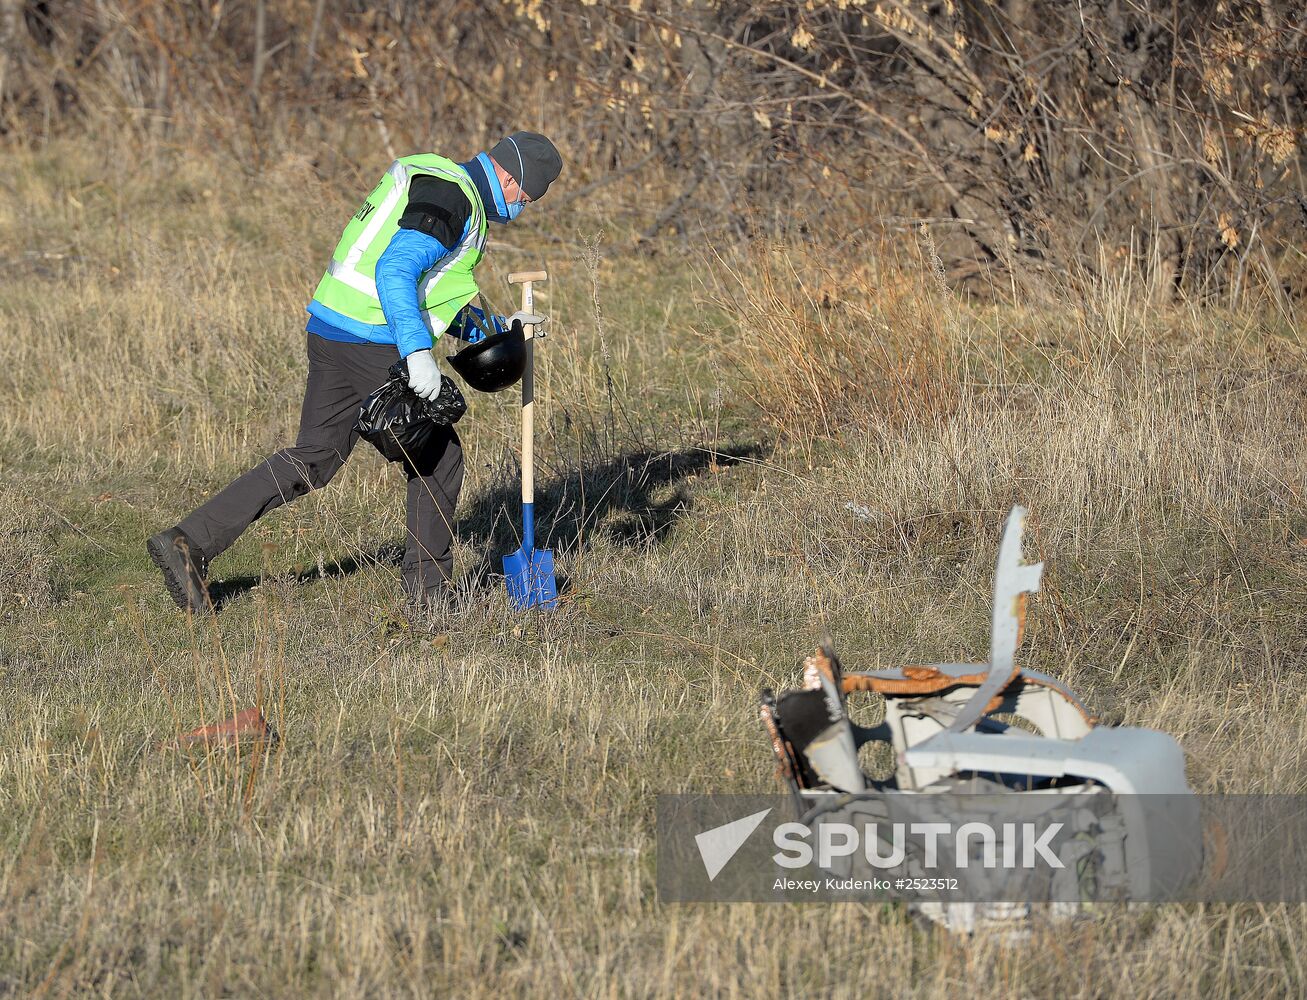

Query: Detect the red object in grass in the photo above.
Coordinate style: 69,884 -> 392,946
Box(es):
168,707 -> 276,749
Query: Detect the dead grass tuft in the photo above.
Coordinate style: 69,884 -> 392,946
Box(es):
711,239 -> 965,445
0,485 -> 57,617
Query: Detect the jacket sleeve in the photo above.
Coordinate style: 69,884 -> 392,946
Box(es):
375,228 -> 450,358
447,305 -> 509,344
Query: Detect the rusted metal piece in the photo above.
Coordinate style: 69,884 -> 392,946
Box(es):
1204,817 -> 1230,880
164,707 -> 277,750
759,702 -> 795,783
844,663 -> 988,695
801,646 -> 838,690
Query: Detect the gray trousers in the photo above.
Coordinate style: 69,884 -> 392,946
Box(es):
179,333 -> 464,597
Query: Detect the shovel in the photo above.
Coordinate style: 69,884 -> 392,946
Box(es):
503,269 -> 558,610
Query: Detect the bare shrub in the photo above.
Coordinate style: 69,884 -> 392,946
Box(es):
2,1 -> 1301,296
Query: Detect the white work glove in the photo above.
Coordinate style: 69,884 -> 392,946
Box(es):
405,349 -> 442,401
507,311 -> 546,330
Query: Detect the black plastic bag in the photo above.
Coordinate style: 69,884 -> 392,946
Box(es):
356,360 -> 467,464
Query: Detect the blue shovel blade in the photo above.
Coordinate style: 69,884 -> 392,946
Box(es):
503,545 -> 558,610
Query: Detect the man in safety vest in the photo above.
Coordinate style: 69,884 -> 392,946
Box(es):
146,131 -> 563,613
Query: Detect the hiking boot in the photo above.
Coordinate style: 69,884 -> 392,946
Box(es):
146,527 -> 212,613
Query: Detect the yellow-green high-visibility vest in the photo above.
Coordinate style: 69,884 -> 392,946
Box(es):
311,154 -> 488,339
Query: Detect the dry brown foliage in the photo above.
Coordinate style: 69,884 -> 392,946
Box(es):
1,1 -> 1303,298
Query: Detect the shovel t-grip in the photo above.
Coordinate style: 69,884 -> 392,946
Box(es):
503,269 -> 558,610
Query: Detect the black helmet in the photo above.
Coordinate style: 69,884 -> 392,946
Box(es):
447,320 -> 527,392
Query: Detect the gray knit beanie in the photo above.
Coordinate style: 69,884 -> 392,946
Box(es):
490,131 -> 563,201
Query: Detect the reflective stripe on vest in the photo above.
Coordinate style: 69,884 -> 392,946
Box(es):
313,155 -> 487,333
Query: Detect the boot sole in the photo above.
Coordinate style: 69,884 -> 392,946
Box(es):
146,536 -> 210,613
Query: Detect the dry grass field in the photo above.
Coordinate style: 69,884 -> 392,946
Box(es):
2,135 -> 1307,997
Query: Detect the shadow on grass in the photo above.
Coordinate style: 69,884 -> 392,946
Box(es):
206,443 -> 764,608
207,544 -> 406,611
458,442 -> 765,591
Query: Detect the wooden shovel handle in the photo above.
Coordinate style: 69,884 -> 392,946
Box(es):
508,270 -> 548,284
509,269 -> 548,507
